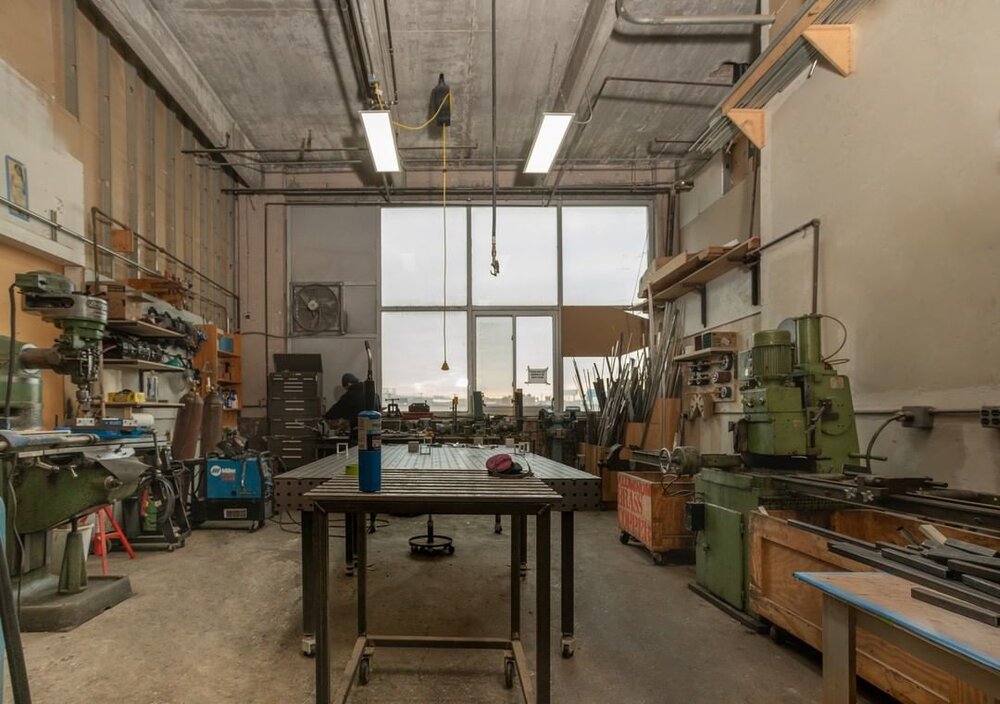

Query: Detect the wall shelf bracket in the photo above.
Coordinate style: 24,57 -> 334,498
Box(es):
725,109 -> 766,149
803,24 -> 855,76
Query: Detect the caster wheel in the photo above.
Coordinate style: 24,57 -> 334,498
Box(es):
248,522 -> 258,533
166,544 -> 176,553
652,552 -> 666,566
561,642 -> 574,658
410,545 -> 418,554
769,625 -> 789,646
495,526 -> 503,535
503,659 -> 515,689
359,658 -> 371,685
178,540 -> 186,548
619,531 -> 630,545
446,545 -> 455,555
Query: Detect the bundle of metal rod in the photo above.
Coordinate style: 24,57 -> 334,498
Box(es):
829,535 -> 1000,626
588,303 -> 683,448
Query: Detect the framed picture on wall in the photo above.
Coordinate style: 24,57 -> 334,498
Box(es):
4,156 -> 29,221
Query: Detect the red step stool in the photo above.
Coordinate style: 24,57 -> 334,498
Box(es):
90,505 -> 136,576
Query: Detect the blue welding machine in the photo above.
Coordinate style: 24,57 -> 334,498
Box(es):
193,454 -> 273,531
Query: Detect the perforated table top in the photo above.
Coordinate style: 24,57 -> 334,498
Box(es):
274,444 -> 600,512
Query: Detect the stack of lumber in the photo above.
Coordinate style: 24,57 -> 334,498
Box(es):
825,528 -> 1000,627
640,246 -> 729,297
128,272 -> 193,309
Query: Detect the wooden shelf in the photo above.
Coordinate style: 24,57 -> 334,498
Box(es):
673,347 -> 737,362
103,359 -> 190,373
194,324 -> 241,428
651,238 -> 760,303
104,401 -> 184,409
106,319 -> 185,339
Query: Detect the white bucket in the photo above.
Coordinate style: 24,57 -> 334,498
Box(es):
49,517 -> 96,575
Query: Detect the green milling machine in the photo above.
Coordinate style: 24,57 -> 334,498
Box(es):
0,272 -> 150,631
648,314 -> 859,625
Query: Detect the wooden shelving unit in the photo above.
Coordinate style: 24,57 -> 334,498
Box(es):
193,324 -> 242,428
106,319 -> 185,339
103,359 -> 190,373
104,401 -> 184,409
673,347 -> 738,362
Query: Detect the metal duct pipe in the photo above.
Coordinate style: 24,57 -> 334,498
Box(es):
616,0 -> 775,25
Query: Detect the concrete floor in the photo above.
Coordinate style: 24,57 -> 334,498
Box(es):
16,511 -> 891,703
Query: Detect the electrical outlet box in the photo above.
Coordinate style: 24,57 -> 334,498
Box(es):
901,406 -> 934,429
982,406 -> 1000,429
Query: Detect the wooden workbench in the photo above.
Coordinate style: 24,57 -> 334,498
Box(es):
796,571 -> 1000,703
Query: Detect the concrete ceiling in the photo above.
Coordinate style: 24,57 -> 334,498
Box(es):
148,0 -> 759,175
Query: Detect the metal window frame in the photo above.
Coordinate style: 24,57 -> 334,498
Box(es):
375,200 -> 651,414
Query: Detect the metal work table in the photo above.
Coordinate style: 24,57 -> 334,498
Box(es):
797,571 -> 1000,703
274,445 -> 600,660
307,470 -> 561,703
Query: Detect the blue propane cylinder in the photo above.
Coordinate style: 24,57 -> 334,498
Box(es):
358,410 -> 382,492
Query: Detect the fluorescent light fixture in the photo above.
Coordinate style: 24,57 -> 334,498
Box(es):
360,110 -> 400,172
524,113 -> 574,174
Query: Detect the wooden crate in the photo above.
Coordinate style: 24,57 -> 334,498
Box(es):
749,509 -> 1000,704
580,443 -> 616,504
623,398 -> 681,451
617,471 -> 694,564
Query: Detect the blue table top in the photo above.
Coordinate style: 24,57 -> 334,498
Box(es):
795,571 -> 1000,674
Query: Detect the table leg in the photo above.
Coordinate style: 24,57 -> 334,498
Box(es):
822,596 -> 857,704
519,514 -> 528,577
301,510 -> 316,655
536,508 -> 551,704
314,506 -> 330,704
344,512 -> 355,576
357,511 -> 368,636
510,512 -> 521,639
560,511 -> 574,658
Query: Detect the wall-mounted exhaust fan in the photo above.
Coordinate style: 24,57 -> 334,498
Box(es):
290,283 -> 344,335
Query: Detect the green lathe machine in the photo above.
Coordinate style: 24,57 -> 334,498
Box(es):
0,272 -> 149,631
634,314 -> 859,625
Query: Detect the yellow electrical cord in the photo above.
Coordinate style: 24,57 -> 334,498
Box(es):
393,92 -> 452,131
440,122 -> 449,371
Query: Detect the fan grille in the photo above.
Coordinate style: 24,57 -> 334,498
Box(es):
291,283 -> 343,335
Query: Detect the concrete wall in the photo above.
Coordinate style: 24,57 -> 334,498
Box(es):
676,0 -> 1000,492
287,206 -> 379,407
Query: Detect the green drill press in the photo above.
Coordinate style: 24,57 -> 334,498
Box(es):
0,271 -> 147,630
655,315 -> 859,624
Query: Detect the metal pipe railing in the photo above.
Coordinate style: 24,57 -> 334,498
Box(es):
0,194 -> 239,324
616,0 -> 775,25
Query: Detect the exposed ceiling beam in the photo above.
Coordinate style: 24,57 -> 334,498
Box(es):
85,0 -> 261,187
541,0 -> 619,186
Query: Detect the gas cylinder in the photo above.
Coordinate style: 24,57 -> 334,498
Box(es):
171,385 -> 204,460
201,387 -> 225,456
358,410 -> 382,492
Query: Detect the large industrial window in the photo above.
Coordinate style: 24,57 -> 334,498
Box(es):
381,207 -> 467,307
562,206 -> 648,306
471,207 -> 558,306
380,205 -> 648,412
381,311 -> 468,411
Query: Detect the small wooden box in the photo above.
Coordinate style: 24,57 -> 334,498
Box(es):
111,228 -> 135,253
617,471 -> 694,563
